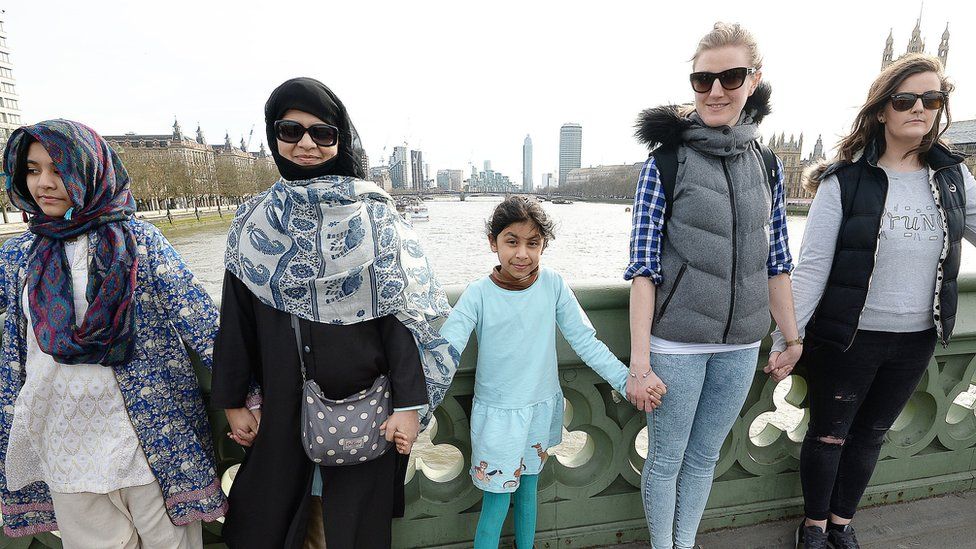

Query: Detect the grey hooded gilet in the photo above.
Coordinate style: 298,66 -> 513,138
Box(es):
652,114 -> 774,344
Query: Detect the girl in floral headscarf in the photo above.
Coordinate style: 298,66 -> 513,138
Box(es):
0,120 -> 224,547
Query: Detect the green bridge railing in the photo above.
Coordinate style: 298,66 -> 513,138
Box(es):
4,277 -> 975,548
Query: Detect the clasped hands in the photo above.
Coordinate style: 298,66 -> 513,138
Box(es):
626,361 -> 668,412
764,343 -> 803,382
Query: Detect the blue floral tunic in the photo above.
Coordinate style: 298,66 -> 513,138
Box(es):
0,219 -> 229,537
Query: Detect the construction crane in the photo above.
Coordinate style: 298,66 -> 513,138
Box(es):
243,124 -> 255,151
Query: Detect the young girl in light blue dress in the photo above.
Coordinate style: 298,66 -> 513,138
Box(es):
440,196 -> 665,548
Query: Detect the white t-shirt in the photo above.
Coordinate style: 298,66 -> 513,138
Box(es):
650,336 -> 761,355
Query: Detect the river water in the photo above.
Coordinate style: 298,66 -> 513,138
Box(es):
171,197 -> 976,295
167,198 -> 976,478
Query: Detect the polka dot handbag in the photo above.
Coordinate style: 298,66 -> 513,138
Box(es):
292,315 -> 392,465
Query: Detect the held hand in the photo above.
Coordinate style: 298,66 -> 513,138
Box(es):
225,407 -> 261,447
394,431 -> 415,454
763,351 -> 780,377
380,410 -> 420,454
764,346 -> 802,382
626,359 -> 652,412
776,345 -> 803,380
642,369 -> 668,411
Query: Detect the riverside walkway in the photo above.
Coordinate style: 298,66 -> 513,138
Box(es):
0,279 -> 973,548
689,490 -> 976,548
603,491 -> 976,548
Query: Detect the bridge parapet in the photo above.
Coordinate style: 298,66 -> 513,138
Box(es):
3,278 -> 974,547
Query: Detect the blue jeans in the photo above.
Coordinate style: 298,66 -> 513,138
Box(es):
640,347 -> 758,549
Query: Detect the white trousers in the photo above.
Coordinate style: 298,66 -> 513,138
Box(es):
51,481 -> 202,549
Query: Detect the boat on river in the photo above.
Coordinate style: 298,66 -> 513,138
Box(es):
407,203 -> 430,222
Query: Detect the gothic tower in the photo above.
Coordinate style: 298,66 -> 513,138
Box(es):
906,13 -> 925,54
881,12 -> 949,70
938,23 -> 949,67
882,29 -> 894,69
811,135 -> 824,162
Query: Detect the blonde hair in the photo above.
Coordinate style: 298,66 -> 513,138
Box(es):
835,53 -> 953,163
692,22 -> 763,70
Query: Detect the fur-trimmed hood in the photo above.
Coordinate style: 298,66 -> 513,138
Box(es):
801,160 -> 832,194
801,136 -> 880,194
634,82 -> 773,149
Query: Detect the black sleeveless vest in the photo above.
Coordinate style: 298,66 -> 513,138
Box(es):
806,141 -> 968,350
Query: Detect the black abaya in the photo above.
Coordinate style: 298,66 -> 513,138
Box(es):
211,271 -> 427,549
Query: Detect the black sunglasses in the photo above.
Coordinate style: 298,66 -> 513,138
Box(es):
273,120 -> 339,147
889,91 -> 947,112
689,67 -> 756,93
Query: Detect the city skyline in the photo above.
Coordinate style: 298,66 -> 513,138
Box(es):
0,12 -> 23,147
6,1 -> 976,183
559,123 -> 582,187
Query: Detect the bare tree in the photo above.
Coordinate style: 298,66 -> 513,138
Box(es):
216,157 -> 247,207
125,152 -> 178,220
163,154 -> 199,220
251,160 -> 279,197
0,189 -> 10,224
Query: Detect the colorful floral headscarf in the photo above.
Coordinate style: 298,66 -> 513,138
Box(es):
3,119 -> 139,366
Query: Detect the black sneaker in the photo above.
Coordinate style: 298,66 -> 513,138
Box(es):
795,521 -> 829,549
827,524 -> 860,549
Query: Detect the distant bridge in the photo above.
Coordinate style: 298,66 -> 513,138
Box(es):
390,189 -> 583,202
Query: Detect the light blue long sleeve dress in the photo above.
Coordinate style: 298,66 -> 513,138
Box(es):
440,268 -> 629,493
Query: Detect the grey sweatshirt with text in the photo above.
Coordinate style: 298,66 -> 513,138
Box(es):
771,165 -> 976,353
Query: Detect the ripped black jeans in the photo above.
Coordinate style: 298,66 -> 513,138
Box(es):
799,328 -> 937,521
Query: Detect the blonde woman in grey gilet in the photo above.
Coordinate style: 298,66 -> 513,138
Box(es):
625,22 -> 802,549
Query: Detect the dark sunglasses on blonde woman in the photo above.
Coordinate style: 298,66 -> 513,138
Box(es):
889,91 -> 948,112
273,120 -> 340,147
689,67 -> 756,93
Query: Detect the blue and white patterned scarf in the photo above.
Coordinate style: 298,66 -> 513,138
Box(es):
225,175 -> 459,425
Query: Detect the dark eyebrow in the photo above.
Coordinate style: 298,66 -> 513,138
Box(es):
502,230 -> 542,240
26,159 -> 39,165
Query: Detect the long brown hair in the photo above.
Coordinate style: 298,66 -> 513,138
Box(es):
836,54 -> 954,163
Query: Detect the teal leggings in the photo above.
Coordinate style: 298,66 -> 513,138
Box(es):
473,474 -> 539,548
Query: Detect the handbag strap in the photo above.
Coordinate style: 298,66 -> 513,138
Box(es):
290,314 -> 308,382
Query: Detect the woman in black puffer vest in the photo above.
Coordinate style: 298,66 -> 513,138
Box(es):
770,54 -> 976,549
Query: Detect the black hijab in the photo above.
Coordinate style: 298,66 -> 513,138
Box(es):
264,77 -> 366,181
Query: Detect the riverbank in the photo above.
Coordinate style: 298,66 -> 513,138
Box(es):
150,210 -> 234,239
572,197 -> 632,205
0,206 -> 236,242
545,196 -> 813,212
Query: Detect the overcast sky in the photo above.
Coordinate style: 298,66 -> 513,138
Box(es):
6,0 -> 974,184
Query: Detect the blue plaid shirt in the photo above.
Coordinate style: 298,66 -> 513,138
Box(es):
624,155 -> 793,285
